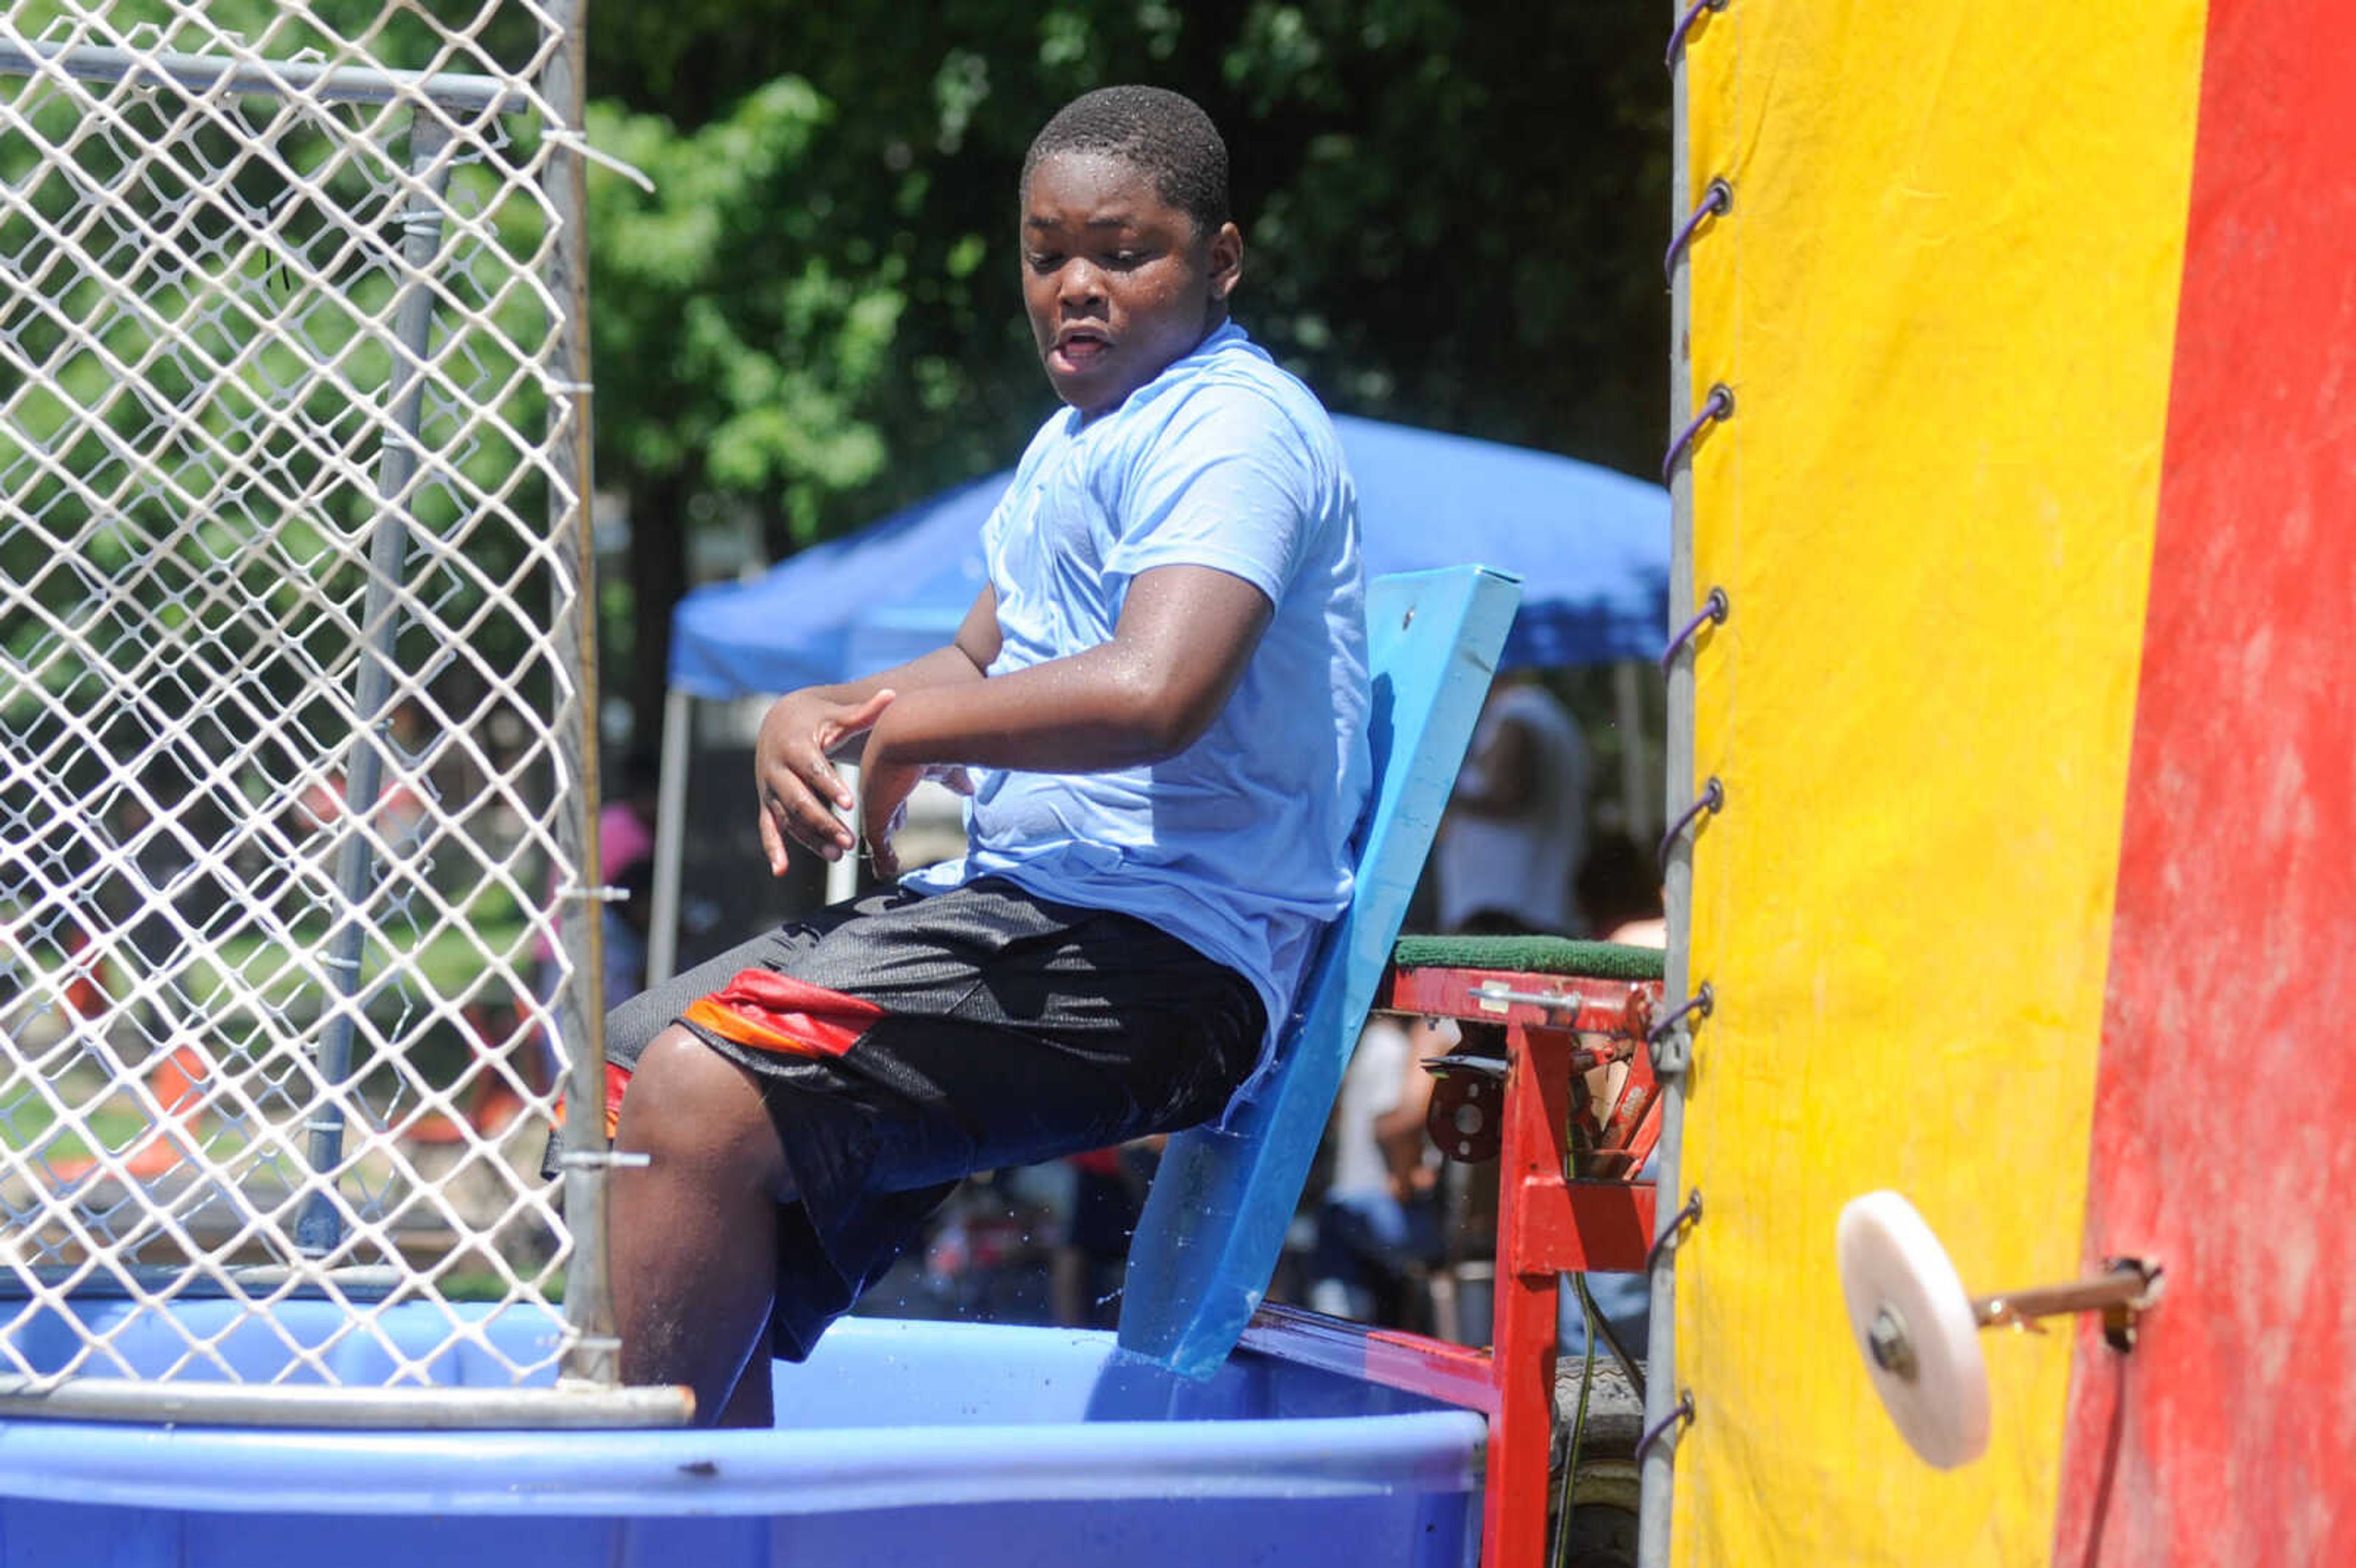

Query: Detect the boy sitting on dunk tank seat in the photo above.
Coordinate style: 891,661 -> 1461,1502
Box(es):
595,86 -> 1372,1427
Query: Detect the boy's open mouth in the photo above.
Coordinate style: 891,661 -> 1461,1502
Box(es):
1050,328 -> 1112,371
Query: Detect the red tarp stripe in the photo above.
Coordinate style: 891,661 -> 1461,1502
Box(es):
2056,0 -> 2356,1561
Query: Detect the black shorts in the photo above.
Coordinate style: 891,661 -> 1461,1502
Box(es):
603,877 -> 1265,1360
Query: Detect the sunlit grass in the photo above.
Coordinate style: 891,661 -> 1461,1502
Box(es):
0,1088 -> 146,1162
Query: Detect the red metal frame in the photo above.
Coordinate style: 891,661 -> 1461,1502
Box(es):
1240,964 -> 1664,1568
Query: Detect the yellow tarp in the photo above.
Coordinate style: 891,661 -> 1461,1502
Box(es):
1676,1 -> 2204,1560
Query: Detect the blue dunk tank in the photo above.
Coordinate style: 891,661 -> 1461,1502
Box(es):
6,558 -> 1673,1568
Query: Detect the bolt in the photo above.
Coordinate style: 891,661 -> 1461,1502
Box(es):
1867,1305 -> 1917,1380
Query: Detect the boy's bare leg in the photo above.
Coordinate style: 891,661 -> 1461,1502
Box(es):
710,1351 -> 776,1428
612,1027 -> 791,1428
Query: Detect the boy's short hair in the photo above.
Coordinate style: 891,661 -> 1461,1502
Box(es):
1022,85 -> 1231,236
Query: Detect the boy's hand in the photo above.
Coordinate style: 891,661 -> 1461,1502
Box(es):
863,761 -> 975,882
753,688 -> 895,874
855,723 -> 925,882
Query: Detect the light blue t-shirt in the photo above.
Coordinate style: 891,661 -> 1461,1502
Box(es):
907,321 -> 1371,1061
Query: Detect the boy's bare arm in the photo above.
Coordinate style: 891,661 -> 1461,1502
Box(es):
753,587 -> 1003,872
857,563 -> 1273,875
1372,1021 -> 1452,1198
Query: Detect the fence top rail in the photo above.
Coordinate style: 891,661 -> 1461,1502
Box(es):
0,38 -> 531,115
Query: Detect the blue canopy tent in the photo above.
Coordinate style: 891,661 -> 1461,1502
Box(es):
646,415 -> 1669,978
668,415 -> 1668,696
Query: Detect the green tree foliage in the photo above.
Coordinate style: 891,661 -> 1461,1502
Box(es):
0,13 -> 546,713
0,2 -> 567,812
0,2 -> 1668,734
577,0 -> 1668,724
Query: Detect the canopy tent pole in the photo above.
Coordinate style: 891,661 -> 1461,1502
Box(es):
826,763 -> 862,907
645,686 -> 692,986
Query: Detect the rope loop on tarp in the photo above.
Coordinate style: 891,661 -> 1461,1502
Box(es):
1664,177 -> 1731,281
1646,983 -> 1713,1077
1657,775 -> 1725,867
1635,1389 -> 1698,1463
1645,1188 -> 1704,1275
1661,383 -> 1733,484
1660,586 -> 1730,672
1665,0 -> 1729,67
1646,983 -> 1713,1047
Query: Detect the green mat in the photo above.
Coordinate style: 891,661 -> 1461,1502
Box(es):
1390,934 -> 1666,982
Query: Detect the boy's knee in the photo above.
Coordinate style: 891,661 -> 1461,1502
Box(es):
618,1028 -> 787,1192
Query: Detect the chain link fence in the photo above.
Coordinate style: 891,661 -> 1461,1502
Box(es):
0,1 -> 652,1422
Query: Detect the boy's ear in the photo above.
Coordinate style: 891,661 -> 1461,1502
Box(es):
1207,221 -> 1244,302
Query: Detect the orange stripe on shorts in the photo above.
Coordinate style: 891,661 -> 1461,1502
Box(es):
682,969 -> 888,1061
553,1059 -> 636,1142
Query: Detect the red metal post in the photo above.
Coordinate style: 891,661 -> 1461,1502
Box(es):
1480,1018 -> 1653,1567
1482,1019 -> 1570,1568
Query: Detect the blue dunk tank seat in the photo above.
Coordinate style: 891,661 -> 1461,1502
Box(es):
1118,563 -> 1522,1374
1120,563 -> 1676,1568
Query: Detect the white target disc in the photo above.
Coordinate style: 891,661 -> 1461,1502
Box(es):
1836,1190 -> 1990,1469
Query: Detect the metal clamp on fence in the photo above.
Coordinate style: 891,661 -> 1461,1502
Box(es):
560,1149 -> 652,1170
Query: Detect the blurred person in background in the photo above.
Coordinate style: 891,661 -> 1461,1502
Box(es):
1307,1013 -> 1457,1326
1433,672 -> 1590,938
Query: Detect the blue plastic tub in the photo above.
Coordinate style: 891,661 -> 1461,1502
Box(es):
0,1301 -> 1482,1567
